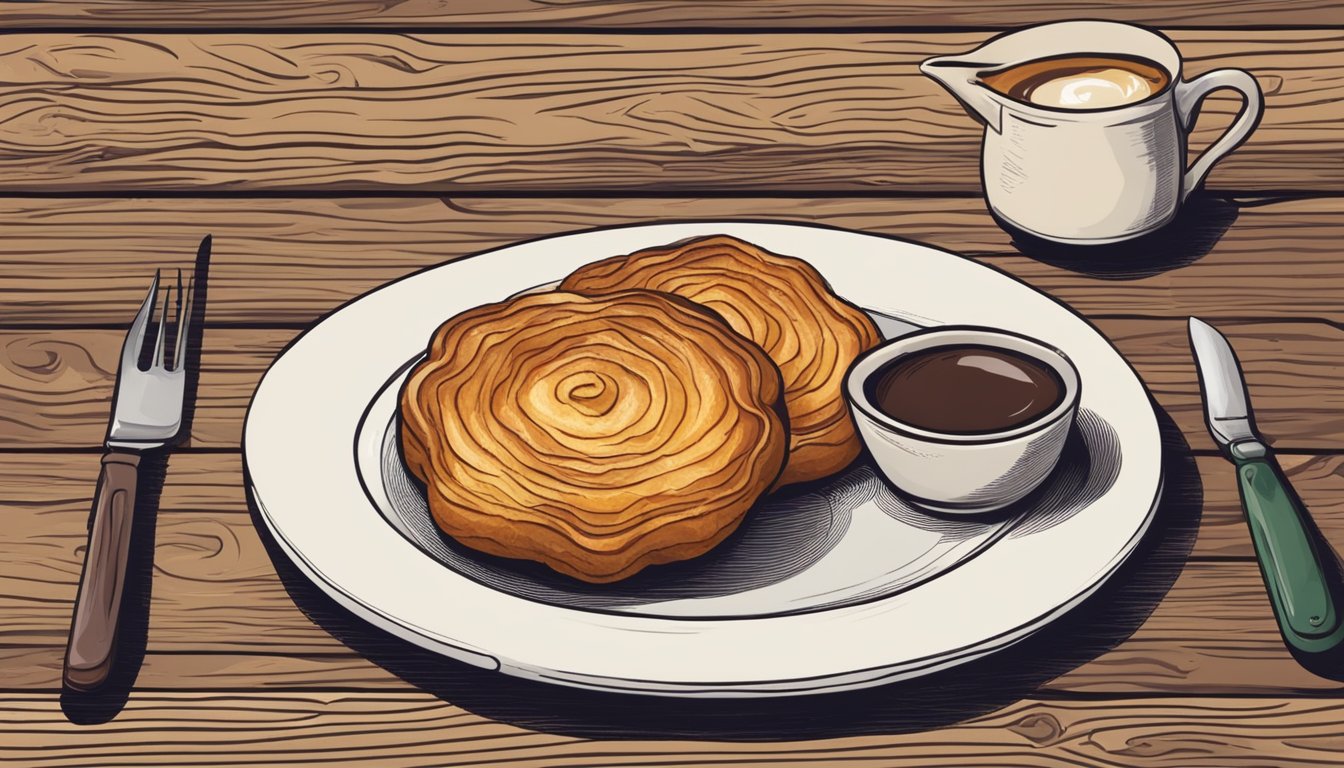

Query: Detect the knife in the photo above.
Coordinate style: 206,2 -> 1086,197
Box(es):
1189,317 -> 1344,656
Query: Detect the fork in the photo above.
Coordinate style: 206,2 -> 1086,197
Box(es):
64,269 -> 194,691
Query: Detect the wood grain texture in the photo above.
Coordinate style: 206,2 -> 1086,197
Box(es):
0,328 -> 268,449
3,196 -> 1342,325
8,693 -> 1344,767
1106,321 -> 1344,455
8,452 -> 1323,566
1202,454 -> 1344,558
4,452 -> 1344,695
0,559 -> 1324,693
0,32 -> 1336,192
4,320 -> 1341,452
0,14 -> 1337,761
3,0 -> 1342,28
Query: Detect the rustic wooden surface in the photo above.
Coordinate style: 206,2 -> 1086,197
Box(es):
3,4 -> 1344,766
4,320 -> 1342,452
2,0 -> 1341,28
0,32 -> 1339,192
0,451 -> 1339,697
2,196 -> 1343,324
6,694 -> 1344,767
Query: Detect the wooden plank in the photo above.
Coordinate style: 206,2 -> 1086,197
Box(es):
4,320 -> 1341,452
4,452 -> 1344,696
1106,320 -> 1344,455
1,560 -> 1334,695
7,692 -> 1344,767
1201,453 -> 1344,558
0,327 -> 270,450
3,196 -> 1341,326
0,453 -> 305,651
9,451 -> 1317,567
3,1 -> 1342,29
0,32 -> 1335,192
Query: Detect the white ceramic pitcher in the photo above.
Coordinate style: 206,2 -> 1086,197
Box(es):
922,21 -> 1262,244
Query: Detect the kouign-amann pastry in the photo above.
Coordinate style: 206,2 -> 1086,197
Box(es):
561,235 -> 881,488
399,290 -> 788,583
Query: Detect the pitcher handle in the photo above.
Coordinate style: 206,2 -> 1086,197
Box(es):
1174,69 -> 1263,202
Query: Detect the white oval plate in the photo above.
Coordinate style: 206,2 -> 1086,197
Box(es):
244,222 -> 1161,697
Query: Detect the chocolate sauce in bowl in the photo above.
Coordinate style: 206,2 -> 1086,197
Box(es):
865,344 -> 1064,435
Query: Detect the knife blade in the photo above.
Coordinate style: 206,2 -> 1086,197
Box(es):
1188,317 -> 1257,451
1189,317 -> 1344,657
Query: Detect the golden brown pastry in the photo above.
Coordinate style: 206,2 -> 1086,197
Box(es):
399,290 -> 788,583
561,235 -> 881,488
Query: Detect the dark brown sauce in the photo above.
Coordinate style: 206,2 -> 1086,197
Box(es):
866,344 -> 1064,435
978,53 -> 1170,108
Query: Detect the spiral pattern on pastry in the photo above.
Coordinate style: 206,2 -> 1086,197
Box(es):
561,235 -> 881,488
399,290 -> 788,583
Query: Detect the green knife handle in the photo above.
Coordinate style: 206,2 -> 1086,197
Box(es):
1235,445 -> 1344,655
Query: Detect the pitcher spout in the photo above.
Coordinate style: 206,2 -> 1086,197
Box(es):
920,56 -> 1004,133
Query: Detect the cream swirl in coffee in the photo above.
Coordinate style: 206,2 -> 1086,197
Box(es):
1027,68 -> 1154,109
979,54 -> 1170,111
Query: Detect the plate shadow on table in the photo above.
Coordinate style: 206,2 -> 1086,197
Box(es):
1002,193 -> 1239,279
252,406 -> 1204,741
61,237 -> 214,725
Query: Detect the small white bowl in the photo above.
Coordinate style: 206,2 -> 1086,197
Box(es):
845,326 -> 1080,514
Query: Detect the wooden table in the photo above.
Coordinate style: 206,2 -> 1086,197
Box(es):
4,3 -> 1344,765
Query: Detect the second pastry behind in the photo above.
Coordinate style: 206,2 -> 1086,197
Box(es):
561,235 -> 881,488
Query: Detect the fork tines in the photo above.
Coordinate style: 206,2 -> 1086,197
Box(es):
128,269 -> 194,373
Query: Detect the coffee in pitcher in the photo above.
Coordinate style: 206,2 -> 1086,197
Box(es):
921,21 -> 1263,244
979,54 -> 1170,110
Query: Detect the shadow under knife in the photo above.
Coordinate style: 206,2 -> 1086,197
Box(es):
61,236 -> 213,725
252,406 -> 1200,740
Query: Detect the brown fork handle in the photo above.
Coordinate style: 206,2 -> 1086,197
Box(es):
64,449 -> 141,691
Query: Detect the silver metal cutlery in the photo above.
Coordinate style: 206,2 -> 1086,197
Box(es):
63,265 -> 197,691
